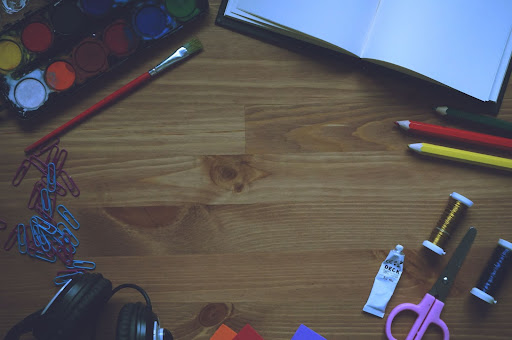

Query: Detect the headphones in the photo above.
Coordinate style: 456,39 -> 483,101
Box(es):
5,273 -> 173,340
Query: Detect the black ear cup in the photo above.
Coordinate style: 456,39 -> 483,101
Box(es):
33,273 -> 113,340
116,302 -> 157,340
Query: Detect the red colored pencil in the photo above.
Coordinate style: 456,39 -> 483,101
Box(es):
395,120 -> 512,152
25,38 -> 203,154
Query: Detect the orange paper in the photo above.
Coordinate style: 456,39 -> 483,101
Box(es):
211,324 -> 237,340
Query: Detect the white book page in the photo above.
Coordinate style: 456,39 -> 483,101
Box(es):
236,0 -> 381,56
224,0 -> 350,53
362,0 -> 512,101
225,0 -> 280,28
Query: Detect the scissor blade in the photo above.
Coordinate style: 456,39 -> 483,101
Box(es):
428,227 -> 477,302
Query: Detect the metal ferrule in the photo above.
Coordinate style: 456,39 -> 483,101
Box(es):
149,47 -> 190,76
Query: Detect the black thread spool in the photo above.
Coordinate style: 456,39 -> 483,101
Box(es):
470,239 -> 512,304
422,192 -> 473,255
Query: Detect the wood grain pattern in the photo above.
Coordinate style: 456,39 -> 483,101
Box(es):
1,1 -> 511,339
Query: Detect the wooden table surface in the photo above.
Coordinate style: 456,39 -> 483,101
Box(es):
1,1 -> 511,339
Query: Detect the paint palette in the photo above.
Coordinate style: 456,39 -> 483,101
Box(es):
0,0 -> 208,120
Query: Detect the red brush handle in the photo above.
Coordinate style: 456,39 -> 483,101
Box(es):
25,71 -> 152,154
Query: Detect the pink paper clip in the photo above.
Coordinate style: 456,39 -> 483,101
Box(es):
35,138 -> 60,157
0,218 -> 7,230
59,170 -> 80,197
53,244 -> 74,265
54,149 -> 68,175
17,224 -> 27,254
28,181 -> 44,210
3,226 -> 18,251
28,246 -> 57,263
44,145 -> 60,165
40,189 -> 52,217
12,159 -> 31,187
28,155 -> 48,175
41,175 -> 67,197
47,163 -> 57,193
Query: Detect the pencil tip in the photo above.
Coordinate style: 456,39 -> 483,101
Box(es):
408,143 -> 423,152
434,106 -> 448,115
395,120 -> 409,130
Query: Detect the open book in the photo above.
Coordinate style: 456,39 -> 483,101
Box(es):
218,0 -> 512,112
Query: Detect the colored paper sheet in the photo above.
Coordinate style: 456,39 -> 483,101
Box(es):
291,324 -> 326,340
232,324 -> 264,340
211,324 -> 238,340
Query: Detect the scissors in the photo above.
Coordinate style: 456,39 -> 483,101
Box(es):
385,227 -> 476,340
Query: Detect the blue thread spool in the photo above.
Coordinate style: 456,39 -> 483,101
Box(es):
470,239 -> 512,304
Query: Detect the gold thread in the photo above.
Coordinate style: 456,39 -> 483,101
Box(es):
428,196 -> 469,250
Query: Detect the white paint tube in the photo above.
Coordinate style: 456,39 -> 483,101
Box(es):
363,245 -> 404,318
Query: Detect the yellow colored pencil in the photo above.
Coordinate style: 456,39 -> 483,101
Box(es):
408,143 -> 512,171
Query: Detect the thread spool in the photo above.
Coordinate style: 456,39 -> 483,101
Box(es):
470,239 -> 512,304
422,192 -> 473,255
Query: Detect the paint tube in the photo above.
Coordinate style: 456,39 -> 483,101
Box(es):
363,244 -> 404,318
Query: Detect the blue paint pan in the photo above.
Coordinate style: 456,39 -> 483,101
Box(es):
133,3 -> 177,40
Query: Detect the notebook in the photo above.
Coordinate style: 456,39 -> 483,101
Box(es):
216,0 -> 512,114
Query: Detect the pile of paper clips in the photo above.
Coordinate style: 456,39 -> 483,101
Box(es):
1,138 -> 94,286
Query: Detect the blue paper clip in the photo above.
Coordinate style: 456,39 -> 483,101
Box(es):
40,189 -> 52,217
54,272 -> 83,286
32,215 -> 57,235
17,224 -> 27,254
28,247 -> 57,263
56,205 -> 80,230
68,260 -> 96,270
47,162 -> 57,193
30,217 -> 42,247
38,232 -> 52,253
56,222 -> 79,247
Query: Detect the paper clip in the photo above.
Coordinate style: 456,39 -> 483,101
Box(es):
40,189 -> 52,217
17,224 -> 27,254
29,155 -> 48,175
3,226 -> 17,251
0,218 -> 7,230
57,269 -> 84,276
30,218 -> 42,247
47,163 -> 57,193
54,149 -> 68,175
35,137 -> 59,157
53,246 -> 74,266
28,246 -> 57,263
57,222 -> 79,247
27,181 -> 45,210
54,271 -> 83,286
44,145 -> 60,165
38,232 -> 52,253
32,216 -> 57,235
59,170 -> 80,197
12,159 -> 31,187
68,260 -> 96,270
57,205 -> 80,230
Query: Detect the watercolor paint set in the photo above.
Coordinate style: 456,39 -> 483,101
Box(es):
0,0 -> 208,120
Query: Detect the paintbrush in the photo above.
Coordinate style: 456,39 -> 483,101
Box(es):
25,38 -> 203,154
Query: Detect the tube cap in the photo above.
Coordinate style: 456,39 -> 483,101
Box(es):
422,240 -> 446,255
470,287 -> 497,304
450,192 -> 473,207
498,239 -> 512,251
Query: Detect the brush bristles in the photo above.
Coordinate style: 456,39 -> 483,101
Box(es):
183,38 -> 203,55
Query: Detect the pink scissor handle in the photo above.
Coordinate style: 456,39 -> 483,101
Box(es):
386,294 -> 449,340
